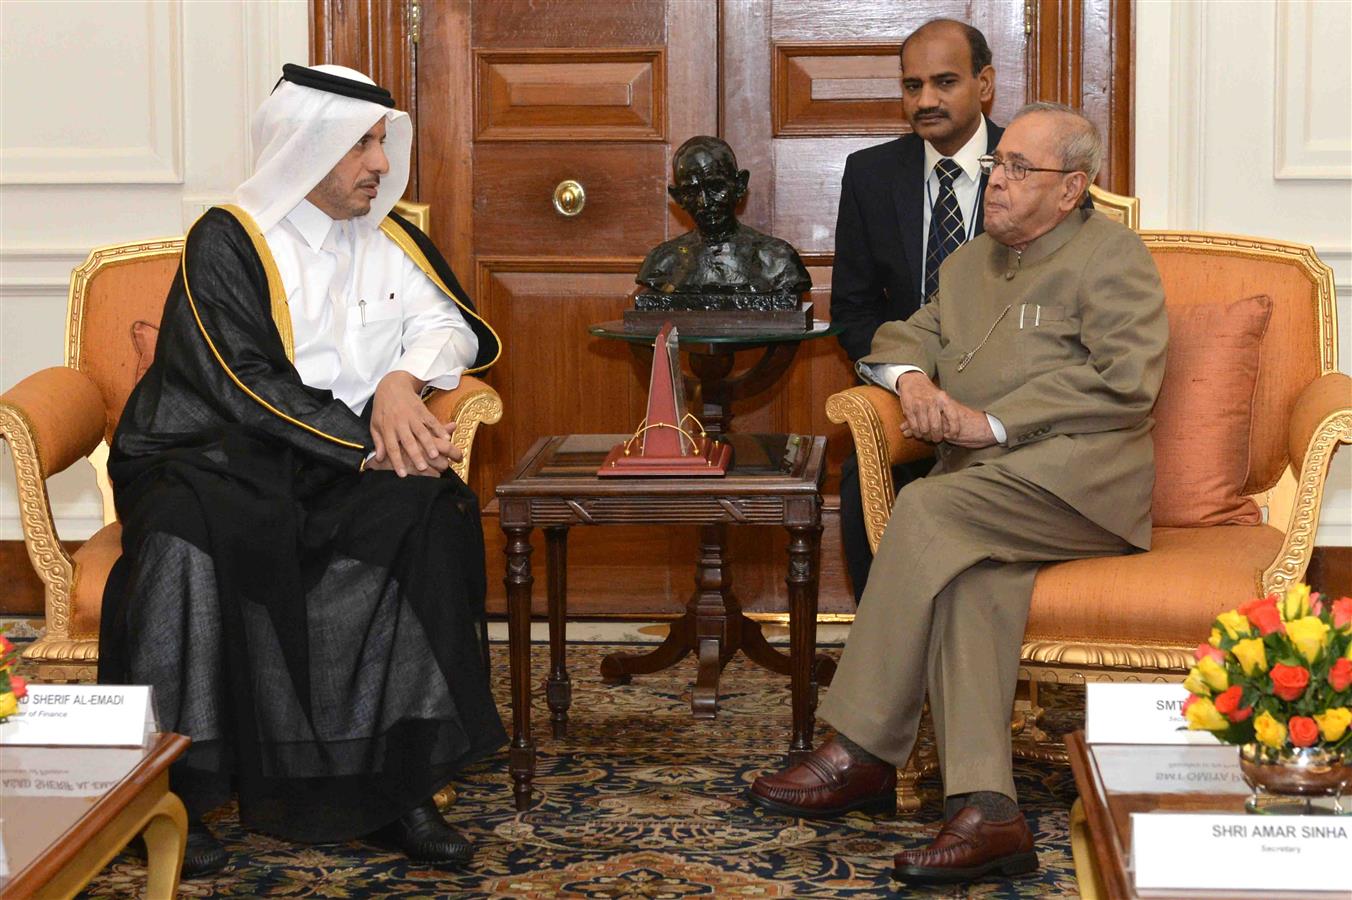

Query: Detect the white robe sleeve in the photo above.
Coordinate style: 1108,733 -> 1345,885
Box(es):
392,254 -> 479,391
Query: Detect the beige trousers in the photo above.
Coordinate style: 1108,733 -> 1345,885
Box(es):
818,462 -> 1132,801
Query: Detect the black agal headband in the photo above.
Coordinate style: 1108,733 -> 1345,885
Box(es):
272,63 -> 395,108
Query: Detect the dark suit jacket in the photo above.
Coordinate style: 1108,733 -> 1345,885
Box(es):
831,118 -> 1004,362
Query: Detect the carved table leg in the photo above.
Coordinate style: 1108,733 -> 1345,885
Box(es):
503,523 -> 536,812
688,350 -> 736,438
545,527 -> 571,739
600,614 -> 694,684
599,521 -> 736,719
786,523 -> 823,762
690,523 -> 733,719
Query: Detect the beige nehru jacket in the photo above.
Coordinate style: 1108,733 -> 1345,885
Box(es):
860,209 -> 1168,549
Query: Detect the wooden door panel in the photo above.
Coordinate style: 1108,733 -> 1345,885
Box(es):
476,49 -> 666,142
473,145 -> 668,257
471,262 -> 647,498
472,0 -> 666,49
773,43 -> 907,136
770,136 -> 893,255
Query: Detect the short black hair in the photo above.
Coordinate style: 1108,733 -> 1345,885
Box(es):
899,19 -> 993,76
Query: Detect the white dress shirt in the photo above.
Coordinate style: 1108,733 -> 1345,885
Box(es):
863,118 -> 1005,443
263,200 -> 478,414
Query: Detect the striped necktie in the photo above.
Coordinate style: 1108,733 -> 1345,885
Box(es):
924,158 -> 965,304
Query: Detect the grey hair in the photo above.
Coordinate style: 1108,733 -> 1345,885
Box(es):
1011,101 -> 1102,185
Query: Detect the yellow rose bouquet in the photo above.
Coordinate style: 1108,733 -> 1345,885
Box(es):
0,632 -> 27,722
1182,584 -> 1352,755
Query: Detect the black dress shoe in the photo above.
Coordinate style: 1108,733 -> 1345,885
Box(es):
181,821 -> 230,878
377,799 -> 474,866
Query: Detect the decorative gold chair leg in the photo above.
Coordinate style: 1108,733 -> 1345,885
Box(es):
896,705 -> 940,814
895,766 -> 924,814
434,783 -> 459,813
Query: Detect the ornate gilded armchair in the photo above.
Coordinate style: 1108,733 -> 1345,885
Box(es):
826,228 -> 1348,807
1,201 -> 503,682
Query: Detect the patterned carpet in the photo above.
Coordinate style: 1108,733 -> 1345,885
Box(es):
72,642 -> 1086,899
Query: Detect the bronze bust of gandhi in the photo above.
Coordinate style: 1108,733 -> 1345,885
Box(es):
634,136 -> 811,315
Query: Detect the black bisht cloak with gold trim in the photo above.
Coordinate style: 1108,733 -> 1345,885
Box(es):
99,206 -> 506,842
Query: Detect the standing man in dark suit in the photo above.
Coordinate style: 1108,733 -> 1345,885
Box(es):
832,19 -> 1001,601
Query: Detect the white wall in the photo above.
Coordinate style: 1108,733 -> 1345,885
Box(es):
1136,0 -> 1352,546
0,0 -> 308,540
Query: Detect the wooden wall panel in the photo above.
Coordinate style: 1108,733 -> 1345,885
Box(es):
1028,0 -> 1135,194
773,43 -> 905,136
472,144 -> 668,257
476,49 -> 666,141
470,260 -> 647,499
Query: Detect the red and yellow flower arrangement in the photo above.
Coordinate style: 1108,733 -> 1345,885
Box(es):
0,632 -> 28,722
1183,584 -> 1351,754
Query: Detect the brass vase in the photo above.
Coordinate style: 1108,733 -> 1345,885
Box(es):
1238,744 -> 1352,815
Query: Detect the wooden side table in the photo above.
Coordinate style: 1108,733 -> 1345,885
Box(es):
1,733 -> 189,899
496,432 -> 832,811
1064,731 -> 1338,899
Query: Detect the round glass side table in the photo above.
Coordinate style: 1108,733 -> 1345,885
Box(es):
587,320 -> 843,437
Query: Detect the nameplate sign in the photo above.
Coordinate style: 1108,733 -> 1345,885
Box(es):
0,746 -> 144,797
1089,744 -> 1247,795
1133,813 -> 1352,893
1085,683 -> 1219,744
0,685 -> 154,747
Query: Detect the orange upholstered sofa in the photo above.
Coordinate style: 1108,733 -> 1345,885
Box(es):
2,202 -> 503,683
826,222 -> 1349,807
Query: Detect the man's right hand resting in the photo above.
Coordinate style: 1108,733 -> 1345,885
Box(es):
896,371 -> 996,448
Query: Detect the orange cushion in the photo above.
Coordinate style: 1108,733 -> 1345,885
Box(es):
1027,525 -> 1285,645
1150,295 -> 1271,527
69,523 -> 123,640
131,320 -> 159,383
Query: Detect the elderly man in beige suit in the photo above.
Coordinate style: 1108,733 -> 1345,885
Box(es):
750,102 -> 1168,887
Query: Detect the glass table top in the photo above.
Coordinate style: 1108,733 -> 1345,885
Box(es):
536,433 -> 811,479
588,320 -> 842,345
0,743 -> 151,888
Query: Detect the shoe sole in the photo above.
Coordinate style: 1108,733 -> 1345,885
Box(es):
892,850 -> 1039,885
748,787 -> 897,820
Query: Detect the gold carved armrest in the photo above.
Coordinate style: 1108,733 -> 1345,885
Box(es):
825,385 -> 935,554
1265,371 -> 1352,592
0,366 -> 107,610
423,375 -> 503,482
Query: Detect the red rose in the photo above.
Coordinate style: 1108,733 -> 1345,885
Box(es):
8,675 -> 24,699
1330,658 -> 1352,693
1270,663 -> 1311,701
1334,597 -> 1352,631
1212,685 -> 1253,723
1239,595 -> 1283,635
0,636 -> 13,656
1288,715 -> 1319,748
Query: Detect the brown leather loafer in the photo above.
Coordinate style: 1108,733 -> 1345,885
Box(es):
748,737 -> 896,819
892,806 -> 1038,885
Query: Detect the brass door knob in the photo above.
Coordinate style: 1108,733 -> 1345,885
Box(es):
552,179 -> 586,217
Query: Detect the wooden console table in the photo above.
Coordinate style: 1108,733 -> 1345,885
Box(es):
496,432 -> 832,811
